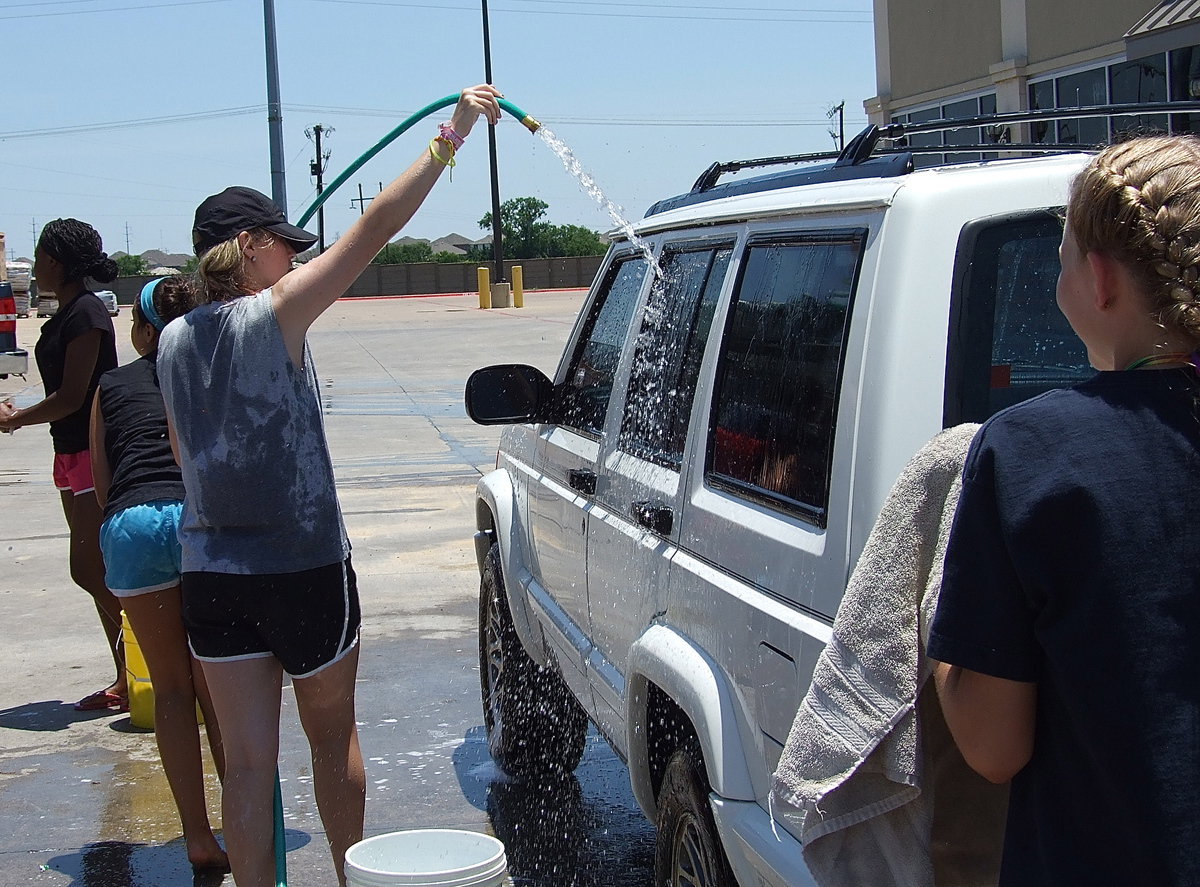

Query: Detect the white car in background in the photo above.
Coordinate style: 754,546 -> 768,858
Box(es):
95,290 -> 119,316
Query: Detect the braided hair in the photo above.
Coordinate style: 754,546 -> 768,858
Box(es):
1069,136 -> 1200,343
37,219 -> 118,285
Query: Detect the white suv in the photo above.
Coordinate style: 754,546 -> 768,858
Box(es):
466,136 -> 1091,886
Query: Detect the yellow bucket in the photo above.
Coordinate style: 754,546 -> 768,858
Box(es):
121,611 -> 155,729
121,611 -> 205,730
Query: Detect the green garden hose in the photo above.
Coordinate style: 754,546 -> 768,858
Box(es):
296,94 -> 540,228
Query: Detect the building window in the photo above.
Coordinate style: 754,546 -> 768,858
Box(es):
1029,54 -> 1177,146
1055,68 -> 1108,145
1111,55 -> 1168,138
1169,46 -> 1200,134
891,93 -> 999,167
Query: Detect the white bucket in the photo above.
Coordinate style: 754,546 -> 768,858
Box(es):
344,829 -> 508,887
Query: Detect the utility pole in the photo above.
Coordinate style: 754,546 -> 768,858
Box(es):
263,0 -> 288,215
307,124 -> 333,252
827,101 -> 846,151
481,0 -> 505,284
125,222 -> 132,254
351,184 -> 372,215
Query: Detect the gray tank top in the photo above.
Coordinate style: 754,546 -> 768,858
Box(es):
158,290 -> 349,574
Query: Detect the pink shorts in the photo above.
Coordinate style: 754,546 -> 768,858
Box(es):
53,451 -> 95,496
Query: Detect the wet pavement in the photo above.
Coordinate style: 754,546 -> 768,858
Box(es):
0,291 -> 656,886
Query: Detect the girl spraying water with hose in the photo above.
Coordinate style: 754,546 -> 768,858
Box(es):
157,84 -> 502,887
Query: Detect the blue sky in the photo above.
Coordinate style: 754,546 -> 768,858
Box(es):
0,0 -> 875,259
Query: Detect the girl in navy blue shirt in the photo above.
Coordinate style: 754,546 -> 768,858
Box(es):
930,136 -> 1200,884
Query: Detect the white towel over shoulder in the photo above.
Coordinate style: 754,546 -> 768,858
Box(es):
770,423 -> 1007,887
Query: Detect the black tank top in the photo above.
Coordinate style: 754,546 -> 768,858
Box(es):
98,352 -> 185,522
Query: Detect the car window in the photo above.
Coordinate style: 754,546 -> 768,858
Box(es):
707,231 -> 866,526
559,255 -> 648,436
619,244 -> 732,467
945,211 -> 1090,424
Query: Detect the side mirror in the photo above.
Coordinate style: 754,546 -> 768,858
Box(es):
465,364 -> 555,425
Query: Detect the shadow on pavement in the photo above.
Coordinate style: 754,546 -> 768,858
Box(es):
0,700 -> 120,732
41,830 -> 312,887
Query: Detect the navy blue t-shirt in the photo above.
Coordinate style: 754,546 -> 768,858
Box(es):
928,369 -> 1200,886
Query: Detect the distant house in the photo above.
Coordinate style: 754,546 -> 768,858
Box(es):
141,249 -> 193,270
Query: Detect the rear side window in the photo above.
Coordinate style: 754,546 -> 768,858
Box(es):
707,231 -> 866,527
559,255 -> 647,436
619,244 -> 732,467
945,211 -> 1090,424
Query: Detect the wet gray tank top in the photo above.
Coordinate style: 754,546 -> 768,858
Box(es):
158,290 -> 349,574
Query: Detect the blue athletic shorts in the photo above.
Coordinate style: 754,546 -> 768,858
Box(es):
99,500 -> 184,597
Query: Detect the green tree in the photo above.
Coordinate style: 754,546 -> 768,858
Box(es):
546,224 -> 608,257
479,196 -> 553,259
116,254 -> 150,276
373,241 -> 433,265
479,197 -> 606,259
180,256 -> 200,275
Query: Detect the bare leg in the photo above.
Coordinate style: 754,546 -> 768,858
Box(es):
122,588 -> 227,872
294,645 -> 365,887
200,655 -> 282,887
191,657 -> 225,782
61,490 -> 126,697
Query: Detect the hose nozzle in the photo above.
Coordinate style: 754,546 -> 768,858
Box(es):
521,115 -> 541,134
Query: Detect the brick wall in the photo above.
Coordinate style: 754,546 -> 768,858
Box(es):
112,255 -> 604,304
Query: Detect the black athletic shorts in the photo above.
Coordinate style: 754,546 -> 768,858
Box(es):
182,555 -> 361,678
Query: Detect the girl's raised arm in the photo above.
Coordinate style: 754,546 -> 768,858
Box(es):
271,85 -> 501,360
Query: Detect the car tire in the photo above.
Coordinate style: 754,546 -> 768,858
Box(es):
479,544 -> 587,780
654,739 -> 736,887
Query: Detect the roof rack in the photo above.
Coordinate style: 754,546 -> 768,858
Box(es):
645,101 -> 1200,218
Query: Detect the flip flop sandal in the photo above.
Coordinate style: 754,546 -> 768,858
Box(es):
73,690 -> 128,712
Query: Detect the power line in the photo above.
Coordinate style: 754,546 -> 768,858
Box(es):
286,104 -> 867,127
307,0 -> 870,23
477,0 -> 868,12
0,106 -> 263,140
0,1 -> 108,9
0,0 -> 231,20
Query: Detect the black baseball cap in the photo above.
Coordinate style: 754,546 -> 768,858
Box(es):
192,186 -> 318,257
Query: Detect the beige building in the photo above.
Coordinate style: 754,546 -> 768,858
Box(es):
867,1 -> 1199,155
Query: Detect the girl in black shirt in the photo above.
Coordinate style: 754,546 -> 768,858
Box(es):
0,219 -> 123,712
90,276 -> 228,876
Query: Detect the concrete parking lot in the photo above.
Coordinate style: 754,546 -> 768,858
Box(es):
0,290 -> 657,886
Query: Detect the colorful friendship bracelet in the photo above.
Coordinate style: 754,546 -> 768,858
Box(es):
438,122 -> 465,150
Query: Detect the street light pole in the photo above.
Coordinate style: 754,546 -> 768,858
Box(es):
264,0 -> 288,215
482,0 -> 505,283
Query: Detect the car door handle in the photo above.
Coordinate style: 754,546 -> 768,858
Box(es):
568,468 -> 597,495
632,501 -> 673,535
